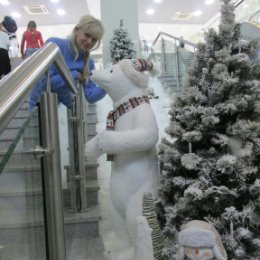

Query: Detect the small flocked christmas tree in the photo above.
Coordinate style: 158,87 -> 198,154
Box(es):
156,0 -> 260,259
110,19 -> 135,63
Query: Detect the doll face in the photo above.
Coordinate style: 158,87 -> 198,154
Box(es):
184,247 -> 214,260
75,28 -> 98,51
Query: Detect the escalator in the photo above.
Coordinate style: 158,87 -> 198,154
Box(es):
240,10 -> 260,41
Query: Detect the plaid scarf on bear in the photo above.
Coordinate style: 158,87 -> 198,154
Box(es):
106,95 -> 150,161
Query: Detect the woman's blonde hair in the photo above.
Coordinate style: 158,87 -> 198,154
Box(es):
69,15 -> 105,82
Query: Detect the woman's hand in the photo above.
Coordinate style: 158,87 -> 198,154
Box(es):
78,72 -> 85,83
71,70 -> 85,83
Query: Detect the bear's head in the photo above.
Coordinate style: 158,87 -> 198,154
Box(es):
90,59 -> 157,104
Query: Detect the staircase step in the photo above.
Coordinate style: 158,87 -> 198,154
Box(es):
86,123 -> 97,136
0,175 -> 100,212
64,180 -> 100,207
0,127 -> 39,142
5,117 -> 38,128
65,161 -> 99,181
0,234 -> 104,260
66,236 -> 104,260
13,109 -> 30,118
0,152 -> 40,168
86,114 -> 98,124
0,203 -> 101,233
3,161 -> 98,181
0,138 -> 24,153
86,104 -> 97,114
0,204 -> 102,260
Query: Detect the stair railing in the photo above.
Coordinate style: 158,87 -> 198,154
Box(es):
67,83 -> 88,212
0,42 -> 77,135
0,42 -> 78,260
152,32 -> 197,90
152,32 -> 197,51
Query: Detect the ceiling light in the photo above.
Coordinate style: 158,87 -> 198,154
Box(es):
154,0 -> 162,3
11,12 -> 21,18
205,0 -> 215,5
193,10 -> 202,16
171,12 -> 193,20
146,9 -> 155,15
57,9 -> 66,15
50,0 -> 59,2
0,0 -> 10,5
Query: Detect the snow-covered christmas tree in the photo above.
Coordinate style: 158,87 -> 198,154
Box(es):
110,19 -> 135,63
156,0 -> 260,259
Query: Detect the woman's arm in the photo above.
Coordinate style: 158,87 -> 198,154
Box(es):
38,31 -> 44,47
83,58 -> 106,103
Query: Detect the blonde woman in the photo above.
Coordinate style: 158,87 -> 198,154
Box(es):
29,15 -> 106,110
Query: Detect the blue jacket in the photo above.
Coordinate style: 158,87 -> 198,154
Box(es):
29,37 -> 106,109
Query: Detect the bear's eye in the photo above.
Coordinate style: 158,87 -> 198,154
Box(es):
110,69 -> 113,73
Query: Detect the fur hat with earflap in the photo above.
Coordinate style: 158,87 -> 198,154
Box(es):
177,220 -> 227,260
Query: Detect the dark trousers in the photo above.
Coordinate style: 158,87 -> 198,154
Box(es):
0,48 -> 11,78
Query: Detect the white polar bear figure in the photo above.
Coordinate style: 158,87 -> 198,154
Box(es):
86,59 -> 159,260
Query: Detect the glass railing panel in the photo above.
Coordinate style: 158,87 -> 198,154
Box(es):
150,38 -> 163,70
250,10 -> 260,24
0,103 -> 46,260
235,0 -> 260,22
151,34 -> 195,92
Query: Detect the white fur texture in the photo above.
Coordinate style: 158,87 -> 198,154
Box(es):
86,59 -> 159,260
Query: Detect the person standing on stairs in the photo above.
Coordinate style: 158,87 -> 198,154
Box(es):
29,15 -> 106,110
20,20 -> 44,59
0,22 -> 11,79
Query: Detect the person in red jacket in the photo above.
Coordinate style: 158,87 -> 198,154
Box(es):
20,20 -> 44,59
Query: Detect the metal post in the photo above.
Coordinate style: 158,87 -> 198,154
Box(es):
75,85 -> 88,212
161,37 -> 166,74
67,83 -> 88,212
175,46 -> 181,89
67,108 -> 78,212
39,92 -> 66,260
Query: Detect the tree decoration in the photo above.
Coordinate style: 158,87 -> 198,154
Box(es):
156,0 -> 260,259
143,192 -> 163,260
110,19 -> 135,63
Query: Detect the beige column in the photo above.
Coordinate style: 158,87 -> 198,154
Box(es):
100,0 -> 140,66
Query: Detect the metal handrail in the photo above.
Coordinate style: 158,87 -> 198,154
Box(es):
152,32 -> 197,49
249,9 -> 260,22
202,0 -> 245,30
0,42 -> 78,135
151,0 -> 247,49
234,0 -> 245,8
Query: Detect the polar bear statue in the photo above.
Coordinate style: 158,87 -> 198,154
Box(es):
86,59 -> 159,260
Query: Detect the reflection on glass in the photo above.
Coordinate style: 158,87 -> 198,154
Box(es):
0,103 -> 46,260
